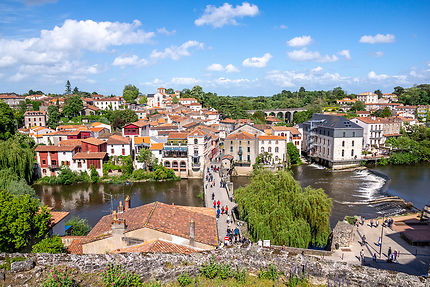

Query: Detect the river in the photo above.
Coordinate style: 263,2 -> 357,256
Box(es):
34,164 -> 430,228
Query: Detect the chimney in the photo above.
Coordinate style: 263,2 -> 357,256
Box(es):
124,195 -> 130,211
112,217 -> 126,240
189,219 -> 195,246
117,201 -> 124,213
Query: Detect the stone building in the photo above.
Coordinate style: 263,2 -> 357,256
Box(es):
24,110 -> 47,128
302,114 -> 363,169
223,131 -> 258,175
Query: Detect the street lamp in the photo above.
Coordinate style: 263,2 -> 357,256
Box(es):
379,214 -> 384,258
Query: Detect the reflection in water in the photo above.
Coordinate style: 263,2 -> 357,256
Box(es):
34,179 -> 204,227
35,163 -> 429,229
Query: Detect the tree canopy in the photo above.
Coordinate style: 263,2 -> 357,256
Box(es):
0,101 -> 16,140
0,190 -> 51,252
0,135 -> 35,183
47,105 -> 61,129
123,84 -> 139,103
287,142 -> 301,165
106,109 -> 138,130
235,170 -> 332,248
62,95 -> 83,117
137,148 -> 156,171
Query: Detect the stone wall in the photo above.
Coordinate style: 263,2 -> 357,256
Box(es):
1,246 -> 428,287
331,221 -> 354,250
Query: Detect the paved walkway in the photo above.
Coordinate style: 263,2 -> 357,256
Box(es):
204,162 -> 238,244
328,218 -> 430,276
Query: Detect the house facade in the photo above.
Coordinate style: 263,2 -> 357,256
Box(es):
24,111 -> 47,128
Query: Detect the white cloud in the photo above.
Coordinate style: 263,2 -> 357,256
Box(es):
213,77 -> 250,85
157,27 -> 176,35
225,64 -> 239,73
150,40 -> 204,60
207,63 -> 224,71
207,63 -> 239,73
0,19 -> 154,82
338,50 -> 351,60
287,48 -> 338,63
360,33 -> 395,44
112,55 -> 148,67
242,53 -> 272,68
374,51 -> 384,57
171,77 -> 200,85
279,24 -> 288,29
368,71 -> 389,80
195,2 -> 259,28
311,66 -> 323,73
287,35 -> 312,47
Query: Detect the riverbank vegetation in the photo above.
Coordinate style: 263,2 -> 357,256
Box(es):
235,170 -> 332,249
380,125 -> 430,165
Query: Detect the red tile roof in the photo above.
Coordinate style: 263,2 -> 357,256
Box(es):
87,202 -> 217,247
112,239 -> 200,254
81,137 -> 105,146
225,131 -> 255,140
73,152 -> 107,159
35,145 -> 76,152
107,135 -> 130,145
168,132 -> 189,139
49,211 -> 70,227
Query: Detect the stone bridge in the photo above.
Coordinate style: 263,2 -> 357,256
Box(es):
247,108 -> 307,123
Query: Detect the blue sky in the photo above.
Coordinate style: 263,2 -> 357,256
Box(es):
0,0 -> 429,96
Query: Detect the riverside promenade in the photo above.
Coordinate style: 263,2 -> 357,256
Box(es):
203,162 -> 238,243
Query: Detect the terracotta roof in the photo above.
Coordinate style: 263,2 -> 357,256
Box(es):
222,155 -> 233,160
49,211 -> 70,227
88,202 -> 217,247
357,111 -> 370,114
258,135 -> 286,140
150,143 -> 164,150
89,127 -> 105,132
225,131 -> 255,140
67,239 -> 84,254
24,110 -> 46,116
178,98 -> 197,101
168,132 -> 188,139
85,105 -> 100,111
188,128 -> 207,137
59,139 -> 82,147
73,152 -> 107,159
353,117 -> 382,124
271,126 -> 291,131
220,118 -> 236,124
35,145 -> 76,152
112,239 -> 199,254
126,121 -> 149,128
81,137 -> 105,145
107,135 -> 130,145
91,122 -> 105,127
57,125 -> 86,130
358,92 -> 377,96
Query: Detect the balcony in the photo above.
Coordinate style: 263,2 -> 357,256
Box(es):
48,164 -> 59,170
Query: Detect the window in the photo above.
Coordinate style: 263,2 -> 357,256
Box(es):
342,141 -> 345,147
351,149 -> 354,156
230,146 -> 233,152
247,147 -> 250,152
341,150 -> 344,157
122,149 -> 125,156
230,141 -> 233,144
268,147 -> 272,153
248,141 -> 250,145
275,140 -> 278,144
111,149 -> 114,154
352,140 -> 354,147
194,139 -> 198,144
275,147 -> 279,153
343,132 -> 346,137
261,147 -> 264,152
268,140 -> 271,144
353,132 -> 355,137
78,162 -> 82,168
247,155 -> 250,162
42,160 -> 46,165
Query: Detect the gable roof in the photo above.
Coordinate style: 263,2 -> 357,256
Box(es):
73,152 -> 107,160
125,121 -> 149,128
35,145 -> 76,152
111,239 -> 199,254
168,132 -> 188,139
81,137 -> 105,146
107,135 -> 130,145
225,131 -> 255,140
87,202 -> 217,247
306,114 -> 362,129
150,143 -> 164,150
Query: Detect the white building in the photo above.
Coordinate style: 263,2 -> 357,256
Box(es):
24,110 -> 47,128
93,97 -> 123,110
357,92 -> 378,104
178,98 -> 198,105
106,135 -> 132,157
257,135 -> 288,164
350,117 -> 384,150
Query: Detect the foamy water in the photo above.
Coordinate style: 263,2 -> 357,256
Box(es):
353,170 -> 387,201
308,163 -> 326,170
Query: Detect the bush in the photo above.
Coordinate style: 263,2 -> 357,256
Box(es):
286,274 -> 309,287
65,217 -> 90,236
0,255 -> 26,270
101,264 -> 142,287
377,157 -> 389,166
258,265 -> 279,281
132,169 -> 152,180
199,256 -> 220,279
43,267 -> 74,287
177,272 -> 193,286
32,236 -> 65,254
232,267 -> 247,283
90,165 -> 99,183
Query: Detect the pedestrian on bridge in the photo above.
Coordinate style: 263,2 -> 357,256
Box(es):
213,200 -> 216,209
225,205 -> 228,215
217,200 -> 220,208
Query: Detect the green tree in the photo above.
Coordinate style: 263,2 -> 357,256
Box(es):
0,137 -> 35,183
138,95 -> 147,105
123,84 -> 139,104
0,101 -> 16,140
73,86 -> 79,94
31,101 -> 42,111
65,80 -> 71,95
380,107 -> 392,118
250,111 -> 266,125
393,86 -> 405,96
137,148 -> 155,171
333,87 -> 345,100
350,101 -> 366,112
235,170 -> 332,248
287,142 -> 301,165
90,165 -> 99,183
31,236 -> 64,253
65,216 -> 91,236
0,190 -> 51,252
374,89 -> 383,98
172,96 -> 179,104
5,179 -> 36,198
293,111 -> 312,124
107,109 -> 138,130
123,156 -> 134,175
62,95 -> 83,118
47,105 -> 61,129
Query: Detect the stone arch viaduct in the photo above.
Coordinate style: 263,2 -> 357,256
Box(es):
246,108 -> 307,123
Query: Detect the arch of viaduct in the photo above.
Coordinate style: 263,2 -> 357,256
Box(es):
247,108 -> 307,123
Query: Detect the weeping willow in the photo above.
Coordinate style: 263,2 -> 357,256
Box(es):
235,169 -> 332,248
0,138 -> 35,183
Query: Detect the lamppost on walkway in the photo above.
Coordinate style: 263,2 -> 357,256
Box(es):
379,215 -> 384,258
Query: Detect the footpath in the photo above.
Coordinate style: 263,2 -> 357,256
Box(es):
203,162 -> 238,244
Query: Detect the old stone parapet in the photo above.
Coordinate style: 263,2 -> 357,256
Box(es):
0,245 -> 428,287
